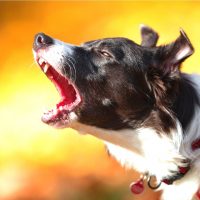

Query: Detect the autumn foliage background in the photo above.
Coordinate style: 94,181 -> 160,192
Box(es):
1,1 -> 200,200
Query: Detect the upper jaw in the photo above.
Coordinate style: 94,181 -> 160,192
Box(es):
33,48 -> 82,129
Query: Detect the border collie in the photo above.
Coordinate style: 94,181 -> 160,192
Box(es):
33,25 -> 200,200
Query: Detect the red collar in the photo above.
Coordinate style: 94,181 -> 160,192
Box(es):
192,138 -> 200,151
161,137 -> 200,186
162,165 -> 190,185
130,137 -> 200,198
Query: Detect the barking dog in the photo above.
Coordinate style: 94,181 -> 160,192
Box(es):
33,25 -> 200,200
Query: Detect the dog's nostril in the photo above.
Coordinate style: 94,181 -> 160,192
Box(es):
34,33 -> 53,49
37,35 -> 44,44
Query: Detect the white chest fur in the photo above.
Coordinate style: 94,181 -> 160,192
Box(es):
70,121 -> 183,180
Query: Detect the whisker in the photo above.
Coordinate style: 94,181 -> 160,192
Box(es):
26,61 -> 37,70
67,56 -> 76,65
67,56 -> 77,83
57,56 -> 73,83
62,61 -> 69,80
24,61 -> 44,79
66,58 -> 76,82
59,55 -> 70,81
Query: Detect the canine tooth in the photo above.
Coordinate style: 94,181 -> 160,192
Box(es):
39,58 -> 45,65
59,106 -> 63,111
43,64 -> 50,73
53,108 -> 58,115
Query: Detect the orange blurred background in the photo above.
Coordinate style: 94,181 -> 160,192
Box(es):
1,1 -> 200,200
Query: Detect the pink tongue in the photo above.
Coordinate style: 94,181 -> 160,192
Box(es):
56,99 -> 71,108
40,64 -> 80,127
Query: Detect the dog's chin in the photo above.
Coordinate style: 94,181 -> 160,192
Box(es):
41,111 -> 78,129
41,109 -> 70,129
34,55 -> 81,129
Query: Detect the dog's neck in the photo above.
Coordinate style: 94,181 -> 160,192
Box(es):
70,118 -> 183,180
172,73 -> 200,131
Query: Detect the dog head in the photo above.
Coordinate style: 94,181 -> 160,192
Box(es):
33,27 -> 194,134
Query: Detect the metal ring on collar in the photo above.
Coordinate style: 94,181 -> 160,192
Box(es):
147,175 -> 162,190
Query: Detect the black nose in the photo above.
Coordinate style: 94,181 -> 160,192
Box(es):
33,33 -> 54,50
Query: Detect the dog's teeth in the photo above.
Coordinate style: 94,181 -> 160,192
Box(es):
53,108 -> 58,115
39,58 -> 45,66
63,105 -> 68,110
59,106 -> 63,111
43,64 -> 50,73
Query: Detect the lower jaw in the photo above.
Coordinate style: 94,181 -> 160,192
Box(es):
42,108 -> 70,128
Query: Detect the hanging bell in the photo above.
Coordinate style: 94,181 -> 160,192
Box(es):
196,189 -> 200,199
130,178 -> 145,194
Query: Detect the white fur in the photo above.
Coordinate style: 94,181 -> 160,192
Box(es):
102,98 -> 112,106
35,40 -> 76,77
167,74 -> 200,200
70,120 -> 185,181
176,46 -> 191,61
69,75 -> 200,200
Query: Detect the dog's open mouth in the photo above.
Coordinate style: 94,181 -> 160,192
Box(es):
36,57 -> 81,127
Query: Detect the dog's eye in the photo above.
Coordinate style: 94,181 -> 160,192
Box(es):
99,50 -> 111,58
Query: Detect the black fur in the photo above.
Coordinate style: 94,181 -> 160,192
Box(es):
33,30 -> 198,135
173,74 -> 200,131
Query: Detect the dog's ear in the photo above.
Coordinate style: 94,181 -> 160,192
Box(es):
156,29 -> 194,76
140,24 -> 159,47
